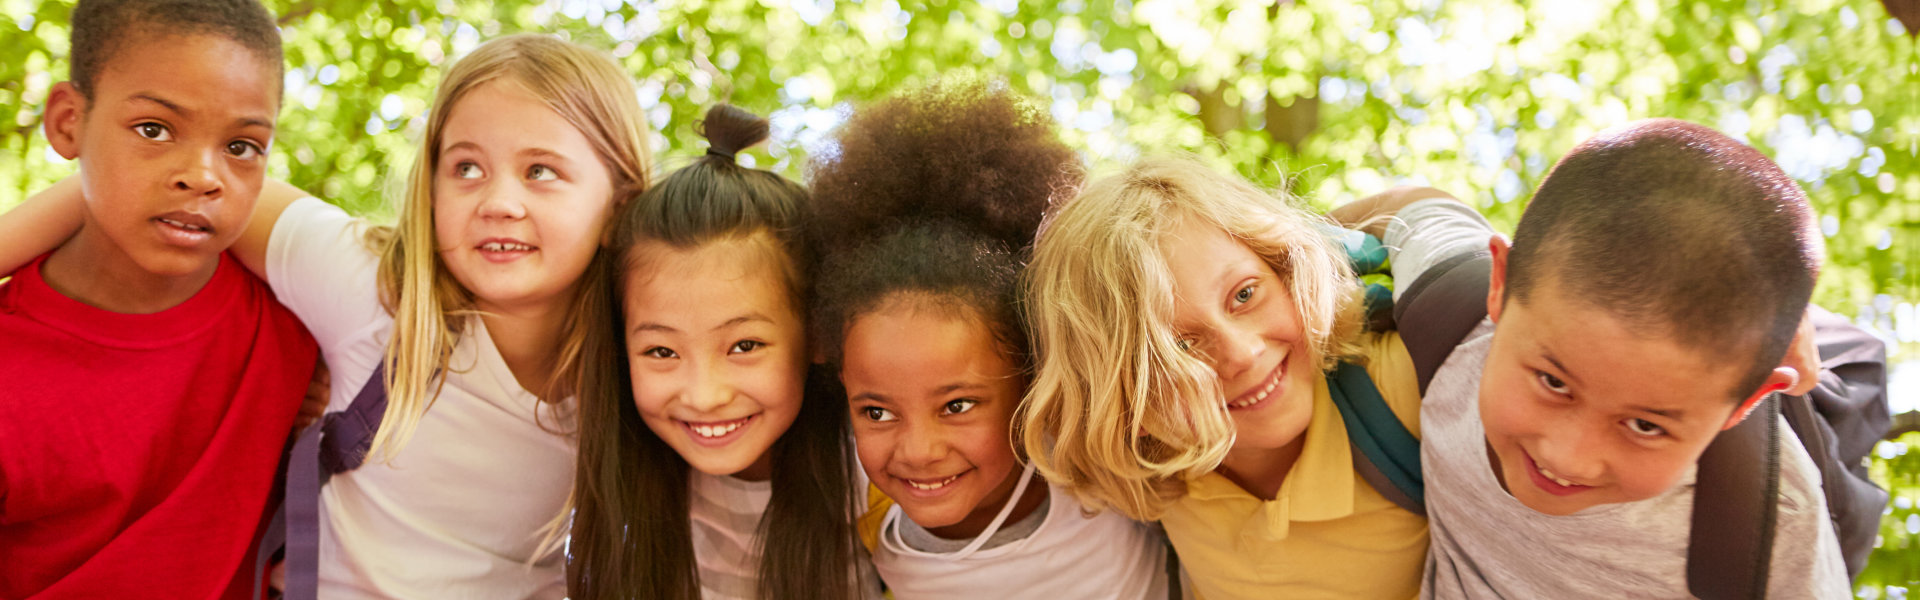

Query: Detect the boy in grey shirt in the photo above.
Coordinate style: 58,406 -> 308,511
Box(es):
1367,119 -> 1851,599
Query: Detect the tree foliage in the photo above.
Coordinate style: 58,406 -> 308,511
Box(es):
1,0 -> 1916,593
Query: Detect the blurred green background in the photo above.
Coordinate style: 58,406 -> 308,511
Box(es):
0,0 -> 1915,594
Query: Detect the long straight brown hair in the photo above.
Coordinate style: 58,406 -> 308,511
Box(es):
569,104 -> 863,600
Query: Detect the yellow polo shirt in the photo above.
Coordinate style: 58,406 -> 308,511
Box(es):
1161,332 -> 1427,600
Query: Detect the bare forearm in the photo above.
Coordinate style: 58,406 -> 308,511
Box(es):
0,178 -> 86,275
1330,185 -> 1464,238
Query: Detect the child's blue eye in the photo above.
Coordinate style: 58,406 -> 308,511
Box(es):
526,164 -> 558,181
1234,284 -> 1256,304
133,123 -> 171,141
1175,336 -> 1198,352
729,340 -> 764,354
861,406 -> 897,422
453,162 -> 484,179
642,346 -> 677,359
1625,418 -> 1666,437
942,399 -> 978,415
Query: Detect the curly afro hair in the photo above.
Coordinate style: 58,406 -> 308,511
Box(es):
804,75 -> 1082,367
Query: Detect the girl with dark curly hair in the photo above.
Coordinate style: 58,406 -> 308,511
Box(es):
806,76 -> 1172,599
569,104 -> 875,600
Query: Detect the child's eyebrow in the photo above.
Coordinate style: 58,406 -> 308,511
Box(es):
127,94 -> 272,131
1627,405 -> 1685,420
712,313 -> 772,332
517,147 -> 574,164
1538,349 -> 1586,388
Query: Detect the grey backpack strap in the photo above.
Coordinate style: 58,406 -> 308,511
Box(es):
285,362 -> 392,600
1687,394 -> 1783,600
1391,249 -> 1492,394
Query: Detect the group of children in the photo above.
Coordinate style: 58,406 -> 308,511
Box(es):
0,0 -> 1884,599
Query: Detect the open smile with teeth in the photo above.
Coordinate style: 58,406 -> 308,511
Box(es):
1228,359 -> 1286,409
686,416 -> 753,439
157,217 -> 210,232
898,471 -> 964,491
479,241 -> 535,252
1535,462 -> 1582,488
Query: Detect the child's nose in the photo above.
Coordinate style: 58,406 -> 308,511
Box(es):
171,149 -> 222,196
898,421 -> 951,466
475,185 -> 529,220
682,366 -> 731,413
1214,326 -> 1264,382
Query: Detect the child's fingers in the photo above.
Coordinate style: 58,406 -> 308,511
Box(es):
294,357 -> 331,430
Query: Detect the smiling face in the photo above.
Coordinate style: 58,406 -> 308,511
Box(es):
841,300 -> 1029,539
1478,240 -> 1787,515
432,78 -> 615,315
1161,216 -> 1317,463
624,234 -> 807,480
48,33 -> 278,281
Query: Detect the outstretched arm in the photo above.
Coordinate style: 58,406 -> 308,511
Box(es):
0,178 -> 86,276
1329,185 -> 1464,238
0,176 -> 312,280
230,179 -> 312,278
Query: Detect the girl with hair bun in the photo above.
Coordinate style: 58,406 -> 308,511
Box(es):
806,76 -> 1172,599
569,104 -> 874,600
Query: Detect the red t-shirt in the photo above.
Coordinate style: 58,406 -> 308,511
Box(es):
0,252 -> 317,599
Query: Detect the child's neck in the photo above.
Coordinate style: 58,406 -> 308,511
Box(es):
41,224 -> 217,314
478,297 -> 570,397
1216,435 -> 1309,501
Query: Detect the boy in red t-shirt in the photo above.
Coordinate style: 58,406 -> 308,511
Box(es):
0,0 -> 317,597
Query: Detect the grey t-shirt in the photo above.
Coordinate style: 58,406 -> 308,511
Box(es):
1385,199 -> 1852,599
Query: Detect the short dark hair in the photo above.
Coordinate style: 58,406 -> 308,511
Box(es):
804,75 -> 1083,370
69,0 -> 284,99
1507,118 -> 1818,398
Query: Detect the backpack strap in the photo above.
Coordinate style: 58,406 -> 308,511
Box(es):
284,362 -> 393,600
1326,362 -> 1425,516
1390,249 -> 1492,394
1687,394 -> 1783,600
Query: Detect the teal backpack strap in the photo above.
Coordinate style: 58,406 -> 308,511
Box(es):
1326,361 -> 1425,516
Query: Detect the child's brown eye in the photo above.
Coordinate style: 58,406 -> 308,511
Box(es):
861,407 -> 896,422
1625,418 -> 1665,437
729,340 -> 764,354
226,141 -> 263,159
642,346 -> 677,359
942,399 -> 978,415
1537,372 -> 1571,395
133,123 -> 170,141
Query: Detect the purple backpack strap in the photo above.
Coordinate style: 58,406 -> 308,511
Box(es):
284,362 -> 392,600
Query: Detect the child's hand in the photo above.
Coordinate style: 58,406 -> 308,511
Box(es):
295,357 -> 331,431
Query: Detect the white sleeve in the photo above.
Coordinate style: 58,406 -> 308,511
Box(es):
1382,198 -> 1498,302
264,196 -> 387,352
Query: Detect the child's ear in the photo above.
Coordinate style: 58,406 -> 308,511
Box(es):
1719,366 -> 1799,431
1485,235 -> 1511,323
44,82 -> 84,160
1778,310 -> 1821,397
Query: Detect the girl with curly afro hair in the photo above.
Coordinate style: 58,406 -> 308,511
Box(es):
805,76 -> 1172,599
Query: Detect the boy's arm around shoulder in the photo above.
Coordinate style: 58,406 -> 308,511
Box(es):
231,179 -> 311,278
0,178 -> 86,275
0,177 -> 307,279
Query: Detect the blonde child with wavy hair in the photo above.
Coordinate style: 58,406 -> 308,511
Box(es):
2,34 -> 651,597
1019,158 -> 1427,598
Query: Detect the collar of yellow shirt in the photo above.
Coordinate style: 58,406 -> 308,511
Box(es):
1181,374 -> 1366,541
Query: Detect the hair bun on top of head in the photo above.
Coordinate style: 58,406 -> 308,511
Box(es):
698,103 -> 769,163
804,75 -> 1084,254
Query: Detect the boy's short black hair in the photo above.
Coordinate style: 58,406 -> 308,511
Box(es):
1507,118 -> 1818,399
69,0 -> 284,99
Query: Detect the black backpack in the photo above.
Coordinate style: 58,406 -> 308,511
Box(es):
1391,249 -> 1891,600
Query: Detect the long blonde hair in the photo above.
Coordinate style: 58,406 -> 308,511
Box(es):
1018,157 -> 1365,520
364,34 -> 652,463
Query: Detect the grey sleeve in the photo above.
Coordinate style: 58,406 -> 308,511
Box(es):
1766,416 -> 1857,599
1382,198 -> 1498,302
